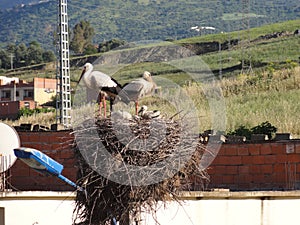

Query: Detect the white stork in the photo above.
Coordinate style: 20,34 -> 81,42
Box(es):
120,71 -> 157,115
138,105 -> 161,119
78,62 -> 129,117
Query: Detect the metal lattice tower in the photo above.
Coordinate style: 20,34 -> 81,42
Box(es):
240,0 -> 253,75
56,0 -> 71,127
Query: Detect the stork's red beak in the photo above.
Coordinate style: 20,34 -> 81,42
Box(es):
78,66 -> 86,84
138,108 -> 143,114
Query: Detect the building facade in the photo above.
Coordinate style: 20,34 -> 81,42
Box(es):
0,77 -> 56,119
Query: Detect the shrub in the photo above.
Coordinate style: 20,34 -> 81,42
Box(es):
228,121 -> 277,140
18,107 -> 55,119
228,125 -> 252,140
251,121 -> 277,140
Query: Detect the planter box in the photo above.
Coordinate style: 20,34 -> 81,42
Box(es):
251,134 -> 268,141
275,133 -> 291,141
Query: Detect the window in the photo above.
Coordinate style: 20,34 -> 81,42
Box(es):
1,90 -> 11,98
24,90 -> 34,98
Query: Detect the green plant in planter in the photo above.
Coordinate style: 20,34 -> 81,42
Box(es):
228,125 -> 252,140
228,121 -> 277,140
251,121 -> 277,140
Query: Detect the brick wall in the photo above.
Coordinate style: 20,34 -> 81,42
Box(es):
11,131 -> 76,191
207,141 -> 300,191
10,131 -> 300,191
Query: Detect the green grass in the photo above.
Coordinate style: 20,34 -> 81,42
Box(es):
176,19 -> 300,43
194,34 -> 299,79
222,13 -> 266,21
185,66 -> 300,137
249,37 -> 300,63
225,89 -> 300,136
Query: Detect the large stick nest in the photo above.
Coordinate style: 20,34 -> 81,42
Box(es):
73,116 -> 209,225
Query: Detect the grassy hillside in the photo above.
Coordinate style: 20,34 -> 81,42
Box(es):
2,19 -> 300,137
0,0 -> 299,50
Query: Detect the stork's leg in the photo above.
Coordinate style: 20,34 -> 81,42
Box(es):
99,101 -> 103,117
109,98 -> 113,116
102,95 -> 107,118
97,93 -> 103,118
135,101 -> 139,115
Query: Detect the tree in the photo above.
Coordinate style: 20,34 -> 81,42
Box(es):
0,49 -> 10,69
25,41 -> 43,65
83,43 -> 98,55
70,20 -> 95,54
0,41 -> 56,69
15,43 -> 27,67
6,43 -> 16,54
98,38 -> 127,53
42,50 -> 56,62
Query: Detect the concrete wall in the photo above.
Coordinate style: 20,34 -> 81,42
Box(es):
141,191 -> 300,225
33,77 -> 56,105
1,191 -> 300,225
0,192 -> 75,225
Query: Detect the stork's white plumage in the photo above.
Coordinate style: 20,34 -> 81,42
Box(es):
78,62 -> 128,117
121,71 -> 157,115
138,105 -> 161,119
111,110 -> 133,121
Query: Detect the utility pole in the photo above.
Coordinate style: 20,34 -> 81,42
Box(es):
218,41 -> 222,79
10,54 -> 14,70
56,0 -> 71,128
